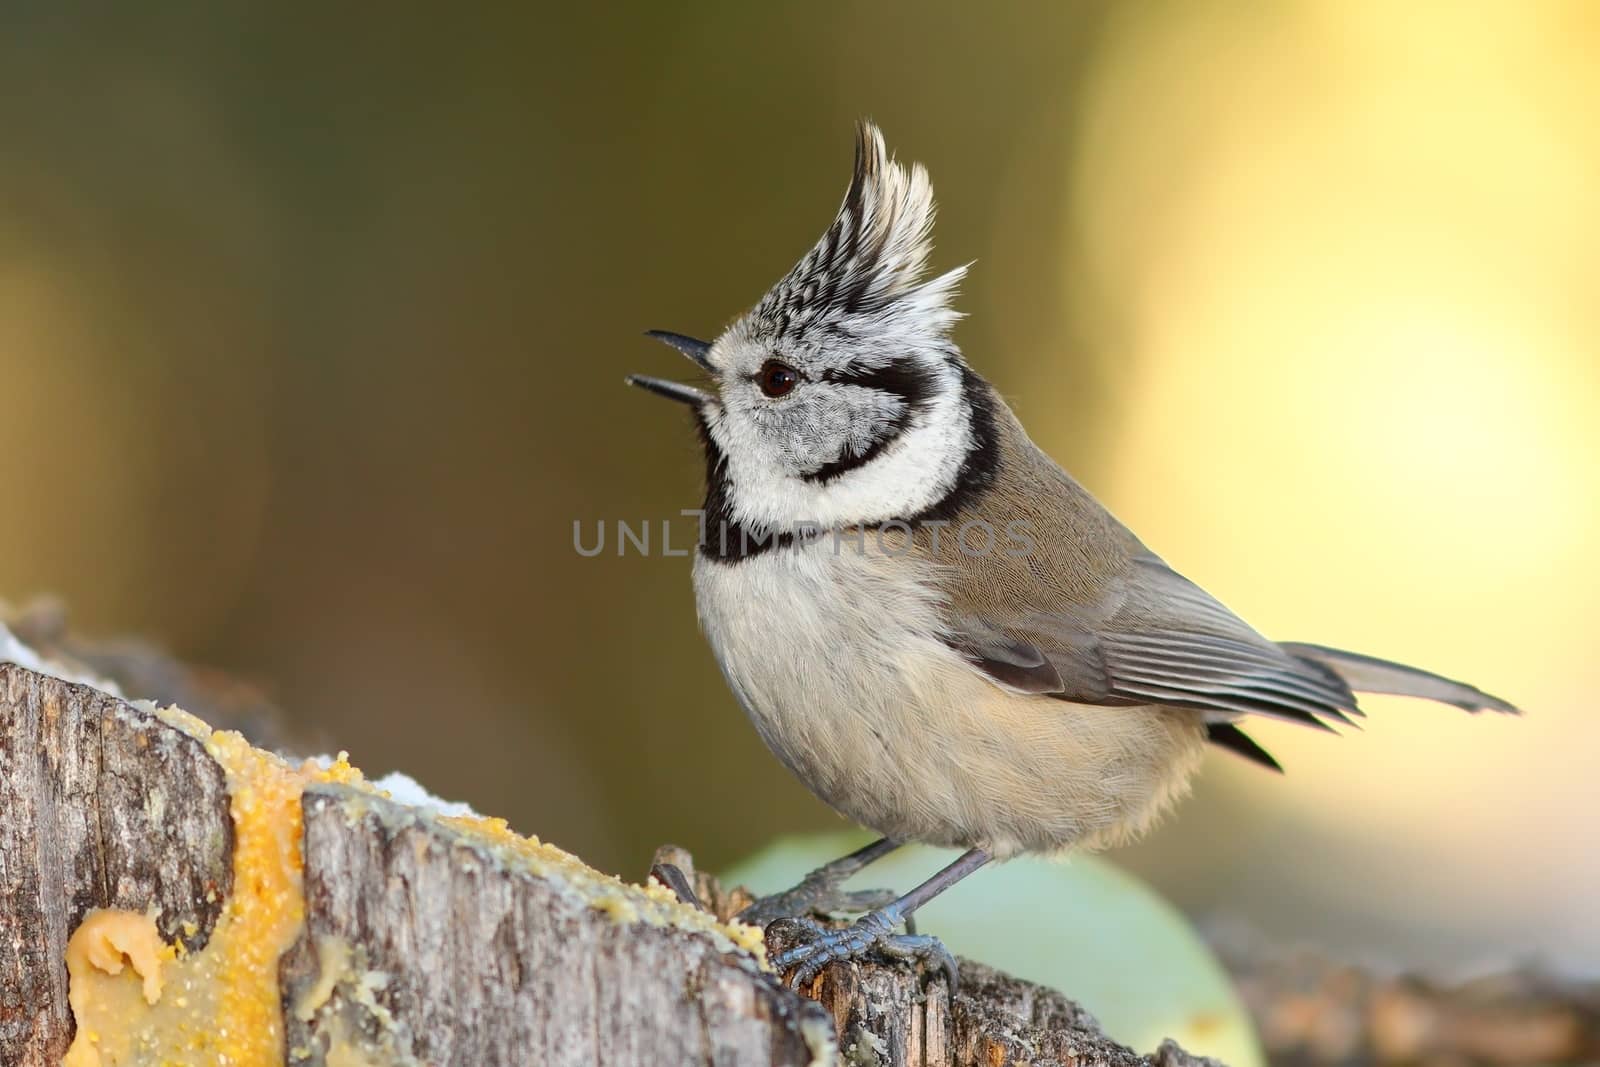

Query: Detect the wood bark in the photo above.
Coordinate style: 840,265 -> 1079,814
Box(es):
0,660 -> 1223,1067
0,664 -> 234,1062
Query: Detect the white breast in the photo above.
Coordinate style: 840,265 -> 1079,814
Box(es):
692,540 -> 1207,857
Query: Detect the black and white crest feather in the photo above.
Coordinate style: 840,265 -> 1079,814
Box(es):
748,121 -> 966,349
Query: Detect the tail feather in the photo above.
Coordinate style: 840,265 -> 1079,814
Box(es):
1279,642 -> 1520,715
1206,722 -> 1284,773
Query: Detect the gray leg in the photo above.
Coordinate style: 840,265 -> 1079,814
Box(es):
768,847 -> 990,989
738,837 -> 901,926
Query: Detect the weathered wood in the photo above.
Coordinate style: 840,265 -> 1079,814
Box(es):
0,655 -> 1224,1067
0,664 -> 233,1066
279,784 -> 831,1066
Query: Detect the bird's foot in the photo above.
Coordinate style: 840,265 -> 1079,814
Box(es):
738,875 -> 897,927
766,910 -> 957,990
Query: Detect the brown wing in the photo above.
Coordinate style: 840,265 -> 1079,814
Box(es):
921,389 -> 1361,732
941,551 -> 1362,730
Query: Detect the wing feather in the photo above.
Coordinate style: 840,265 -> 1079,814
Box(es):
941,553 -> 1363,730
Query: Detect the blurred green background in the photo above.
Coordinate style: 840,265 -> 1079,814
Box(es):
1,3 -> 1594,980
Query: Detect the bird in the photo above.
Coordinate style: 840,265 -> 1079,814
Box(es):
626,120 -> 1518,988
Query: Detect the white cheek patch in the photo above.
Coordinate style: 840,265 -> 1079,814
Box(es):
838,388 -> 909,456
764,389 -> 902,474
709,359 -> 972,532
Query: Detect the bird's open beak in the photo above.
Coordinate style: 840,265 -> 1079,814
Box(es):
644,330 -> 714,371
626,330 -> 715,406
626,375 -> 712,406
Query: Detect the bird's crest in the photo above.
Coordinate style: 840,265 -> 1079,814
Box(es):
749,121 -> 966,348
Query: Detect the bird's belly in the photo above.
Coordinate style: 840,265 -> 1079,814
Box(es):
693,545 -> 1208,857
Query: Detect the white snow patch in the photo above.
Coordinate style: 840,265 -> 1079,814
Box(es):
371,770 -> 480,818
304,755 -> 479,818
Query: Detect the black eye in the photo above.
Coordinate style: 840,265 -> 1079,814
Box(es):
758,359 -> 800,398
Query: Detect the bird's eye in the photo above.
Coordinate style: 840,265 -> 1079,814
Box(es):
758,359 -> 800,398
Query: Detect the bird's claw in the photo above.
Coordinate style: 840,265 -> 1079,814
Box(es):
872,932 -> 956,989
649,862 -> 704,912
766,909 -> 958,990
738,879 -> 897,926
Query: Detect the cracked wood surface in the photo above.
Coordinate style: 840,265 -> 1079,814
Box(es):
0,664 -> 233,1065
0,660 -> 1223,1067
278,784 -> 829,1066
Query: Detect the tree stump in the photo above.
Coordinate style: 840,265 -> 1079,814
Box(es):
0,653 -> 1223,1067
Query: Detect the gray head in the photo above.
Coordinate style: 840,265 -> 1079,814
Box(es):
630,122 -> 983,540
